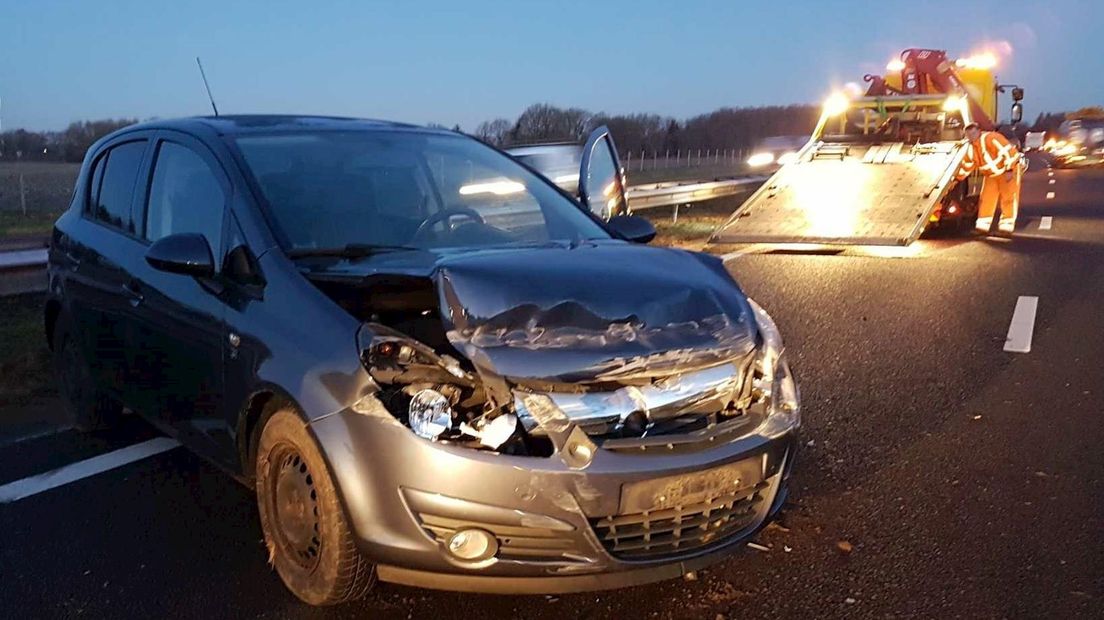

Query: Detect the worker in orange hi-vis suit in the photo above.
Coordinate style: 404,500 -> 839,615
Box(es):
956,122 -> 1023,236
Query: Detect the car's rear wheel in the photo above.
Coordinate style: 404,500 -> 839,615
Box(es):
53,318 -> 122,431
255,406 -> 375,605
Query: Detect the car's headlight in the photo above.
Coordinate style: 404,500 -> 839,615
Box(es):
747,152 -> 775,167
747,299 -> 801,437
408,388 -> 454,440
356,323 -> 529,452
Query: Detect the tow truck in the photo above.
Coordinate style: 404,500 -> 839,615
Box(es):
712,48 -> 1026,246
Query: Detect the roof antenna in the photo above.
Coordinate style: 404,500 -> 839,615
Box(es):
196,56 -> 219,116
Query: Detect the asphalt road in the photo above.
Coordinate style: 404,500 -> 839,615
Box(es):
2,157 -> 1102,618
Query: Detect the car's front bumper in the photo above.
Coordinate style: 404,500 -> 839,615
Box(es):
309,407 -> 797,594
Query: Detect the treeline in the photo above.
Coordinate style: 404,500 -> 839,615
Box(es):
472,103 -> 822,155
0,119 -> 138,163
3,104 -> 1095,164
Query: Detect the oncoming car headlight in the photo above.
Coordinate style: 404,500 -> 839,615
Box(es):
747,298 -> 801,437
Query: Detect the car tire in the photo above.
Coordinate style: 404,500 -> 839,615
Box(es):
53,317 -> 123,431
255,406 -> 375,605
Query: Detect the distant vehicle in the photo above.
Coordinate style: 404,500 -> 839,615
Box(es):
746,135 -> 808,170
1052,118 -> 1104,168
47,115 -> 799,605
507,139 -> 630,219
1023,131 -> 1045,152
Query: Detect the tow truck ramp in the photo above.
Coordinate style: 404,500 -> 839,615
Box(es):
711,140 -> 968,246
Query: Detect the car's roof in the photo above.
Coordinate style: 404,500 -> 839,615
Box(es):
118,114 -> 448,138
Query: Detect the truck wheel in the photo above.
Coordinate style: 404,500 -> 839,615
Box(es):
255,406 -> 375,605
53,318 -> 122,431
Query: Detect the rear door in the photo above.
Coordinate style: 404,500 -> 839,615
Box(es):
126,132 -> 230,456
710,141 -> 968,246
579,126 -> 628,219
66,137 -> 153,398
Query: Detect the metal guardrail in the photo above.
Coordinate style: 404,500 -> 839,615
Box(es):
0,248 -> 48,296
626,176 -> 767,211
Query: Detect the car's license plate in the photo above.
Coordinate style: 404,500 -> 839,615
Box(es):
619,457 -> 762,514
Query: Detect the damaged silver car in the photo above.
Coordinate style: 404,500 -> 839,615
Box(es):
47,115 -> 799,605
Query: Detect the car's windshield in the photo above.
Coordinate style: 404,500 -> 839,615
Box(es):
234,130 -> 609,253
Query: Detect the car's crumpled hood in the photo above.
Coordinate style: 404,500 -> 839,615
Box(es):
431,243 -> 758,387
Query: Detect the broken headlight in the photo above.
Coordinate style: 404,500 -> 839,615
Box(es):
408,388 -> 453,439
356,323 -> 524,451
747,299 -> 801,437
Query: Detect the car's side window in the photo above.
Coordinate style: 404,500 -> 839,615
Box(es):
90,140 -> 147,234
223,214 -> 264,287
144,141 -> 226,253
86,153 -> 107,214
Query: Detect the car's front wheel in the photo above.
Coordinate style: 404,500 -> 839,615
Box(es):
255,406 -> 375,605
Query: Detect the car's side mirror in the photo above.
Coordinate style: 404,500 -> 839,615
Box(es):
145,233 -> 215,278
607,215 -> 656,244
1010,102 -> 1024,124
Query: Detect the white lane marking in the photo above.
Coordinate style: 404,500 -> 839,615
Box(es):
1047,171 -> 1054,177
0,437 -> 180,503
1046,191 -> 1055,199
1004,296 -> 1039,353
1048,179 -> 1056,184
1039,216 -> 1053,230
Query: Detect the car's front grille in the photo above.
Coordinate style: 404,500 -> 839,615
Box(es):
415,512 -> 579,561
590,481 -> 769,561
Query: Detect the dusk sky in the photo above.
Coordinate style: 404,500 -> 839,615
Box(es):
3,0 -> 1102,131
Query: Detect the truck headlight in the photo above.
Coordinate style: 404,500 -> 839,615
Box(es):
748,299 -> 801,437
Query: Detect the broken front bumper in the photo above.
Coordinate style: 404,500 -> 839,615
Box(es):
310,408 -> 797,594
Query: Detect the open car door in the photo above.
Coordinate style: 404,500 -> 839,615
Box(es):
578,126 -> 629,220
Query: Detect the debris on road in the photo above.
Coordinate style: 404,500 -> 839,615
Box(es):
747,542 -> 771,552
836,540 -> 854,554
683,571 -> 698,581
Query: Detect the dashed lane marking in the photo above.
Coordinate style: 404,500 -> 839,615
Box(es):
1039,216 -> 1053,230
1004,296 -> 1039,354
0,437 -> 180,503
1049,179 -> 1056,184
1046,191 -> 1055,199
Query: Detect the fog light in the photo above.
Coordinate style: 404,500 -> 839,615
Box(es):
409,389 -> 452,440
446,528 -> 498,561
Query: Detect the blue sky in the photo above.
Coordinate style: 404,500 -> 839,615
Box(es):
2,0 -> 1102,131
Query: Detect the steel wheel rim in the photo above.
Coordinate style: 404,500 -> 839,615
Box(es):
267,445 -> 322,571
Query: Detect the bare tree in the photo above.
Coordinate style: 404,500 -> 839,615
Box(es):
511,104 -> 591,144
473,118 -> 512,146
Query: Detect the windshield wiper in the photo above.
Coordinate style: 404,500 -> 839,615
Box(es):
287,243 -> 419,259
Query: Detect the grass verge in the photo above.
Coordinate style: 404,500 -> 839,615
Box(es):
0,210 -> 58,241
0,294 -> 53,408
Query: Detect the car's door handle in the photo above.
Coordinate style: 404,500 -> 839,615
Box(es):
121,282 -> 144,307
